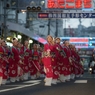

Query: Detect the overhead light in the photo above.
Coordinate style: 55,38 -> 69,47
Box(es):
17,35 -> 22,39
21,10 -> 26,13
90,37 -> 92,40
7,37 -> 11,41
41,1 -> 45,5
22,11 -> 25,13
29,40 -> 33,44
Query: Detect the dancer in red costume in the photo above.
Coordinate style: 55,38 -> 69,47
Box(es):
69,44 -> 76,80
22,40 -> 30,80
42,35 -> 53,86
62,41 -> 72,81
30,44 -> 40,79
17,42 -> 24,81
75,49 -> 84,77
51,38 -> 61,84
1,39 -> 9,84
9,38 -> 22,82
55,38 -> 66,82
69,45 -> 84,78
39,47 -> 45,78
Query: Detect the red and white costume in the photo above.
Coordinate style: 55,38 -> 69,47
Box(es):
70,49 -> 76,79
55,43 -> 66,82
8,46 -> 20,82
22,46 -> 30,80
42,43 -> 53,86
62,46 -> 71,81
74,51 -> 84,77
30,50 -> 40,79
39,52 -> 45,78
51,44 -> 59,84
1,46 -> 8,84
16,48 -> 24,81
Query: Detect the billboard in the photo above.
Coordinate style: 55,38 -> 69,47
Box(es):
60,37 -> 95,48
38,13 -> 95,18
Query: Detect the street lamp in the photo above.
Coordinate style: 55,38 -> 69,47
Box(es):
17,35 -> 22,39
21,10 -> 26,14
29,39 -> 33,44
90,37 -> 92,40
7,37 -> 11,41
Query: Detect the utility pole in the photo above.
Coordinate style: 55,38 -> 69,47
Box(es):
48,19 -> 50,35
55,19 -> 58,37
26,11 -> 30,28
3,0 -> 7,39
78,18 -> 82,37
16,0 -> 18,23
79,18 -> 82,25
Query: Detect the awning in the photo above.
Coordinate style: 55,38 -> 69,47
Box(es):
0,21 -> 47,44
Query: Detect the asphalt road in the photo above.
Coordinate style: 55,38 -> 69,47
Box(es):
0,72 -> 95,95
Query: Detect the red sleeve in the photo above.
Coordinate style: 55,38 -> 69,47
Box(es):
63,47 -> 70,58
12,47 -> 20,63
77,53 -> 80,61
21,46 -> 24,52
73,51 -> 80,61
72,50 -> 75,57
0,47 -> 3,61
44,44 -> 50,51
0,47 -> 3,54
29,50 -> 32,56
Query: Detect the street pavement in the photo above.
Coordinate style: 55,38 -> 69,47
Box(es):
0,72 -> 95,95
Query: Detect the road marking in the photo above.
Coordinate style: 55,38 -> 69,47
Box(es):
74,80 -> 87,83
0,82 -> 40,93
23,80 -> 41,83
5,85 -> 22,86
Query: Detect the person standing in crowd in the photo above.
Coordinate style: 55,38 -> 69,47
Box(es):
17,42 -> 24,81
30,44 -> 40,79
1,39 -> 9,85
55,38 -> 66,82
62,40 -> 72,81
39,47 -> 45,78
53,38 -> 63,83
42,35 -> 53,86
51,38 -> 59,84
69,44 -> 76,80
22,40 -> 30,80
75,50 -> 84,77
8,38 -> 22,82
71,45 -> 83,78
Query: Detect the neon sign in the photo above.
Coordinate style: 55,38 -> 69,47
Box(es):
46,0 -> 93,9
70,38 -> 88,42
60,37 -> 95,48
